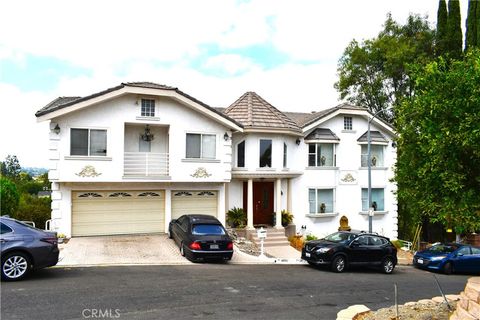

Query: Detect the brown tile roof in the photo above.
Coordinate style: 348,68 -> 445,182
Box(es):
35,82 -> 243,128
224,92 -> 302,134
305,128 -> 340,141
357,130 -> 389,143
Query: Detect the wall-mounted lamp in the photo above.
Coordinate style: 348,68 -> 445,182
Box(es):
295,138 -> 301,145
223,132 -> 230,141
53,124 -> 61,135
141,125 -> 155,141
391,141 -> 397,148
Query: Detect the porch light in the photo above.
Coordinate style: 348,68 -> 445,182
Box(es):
141,125 -> 155,141
53,124 -> 60,135
223,132 -> 230,141
296,138 -> 301,145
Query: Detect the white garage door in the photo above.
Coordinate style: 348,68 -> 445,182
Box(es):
72,191 -> 165,236
171,191 -> 218,220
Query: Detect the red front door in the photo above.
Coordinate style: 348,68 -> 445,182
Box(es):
243,182 -> 274,225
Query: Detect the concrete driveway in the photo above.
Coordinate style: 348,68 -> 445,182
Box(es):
57,234 -> 265,266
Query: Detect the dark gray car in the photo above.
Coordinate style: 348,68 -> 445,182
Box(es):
1,216 -> 59,281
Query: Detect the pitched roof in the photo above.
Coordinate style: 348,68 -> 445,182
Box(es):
223,92 -> 302,134
357,131 -> 388,143
304,128 -> 340,141
35,82 -> 243,129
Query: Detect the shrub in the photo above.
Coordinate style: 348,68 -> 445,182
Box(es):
15,193 -> 51,229
390,240 -> 403,250
226,207 -> 246,228
0,177 -> 20,216
288,235 -> 304,251
306,234 -> 318,241
281,210 -> 293,227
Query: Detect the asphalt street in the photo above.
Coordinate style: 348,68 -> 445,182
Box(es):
0,264 -> 471,320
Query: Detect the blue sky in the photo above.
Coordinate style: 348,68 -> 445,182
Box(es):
0,0 -> 469,167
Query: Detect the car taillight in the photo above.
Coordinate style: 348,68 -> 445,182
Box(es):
189,242 -> 202,250
227,242 -> 233,250
41,237 -> 58,245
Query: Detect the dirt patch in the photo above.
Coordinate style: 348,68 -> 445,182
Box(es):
356,300 -> 456,320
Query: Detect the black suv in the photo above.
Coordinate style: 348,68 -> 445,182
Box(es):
301,231 -> 397,274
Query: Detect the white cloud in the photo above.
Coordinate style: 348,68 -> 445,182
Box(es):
203,54 -> 261,75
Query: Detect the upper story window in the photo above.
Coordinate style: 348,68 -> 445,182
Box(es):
141,99 -> 155,117
283,143 -> 287,168
309,188 -> 334,214
186,133 -> 216,159
259,139 -> 272,168
344,116 -> 353,130
237,141 -> 245,167
361,144 -> 384,167
70,128 -> 107,156
361,188 -> 385,211
308,143 -> 335,167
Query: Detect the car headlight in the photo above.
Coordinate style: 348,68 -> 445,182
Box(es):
430,256 -> 447,261
315,247 -> 331,253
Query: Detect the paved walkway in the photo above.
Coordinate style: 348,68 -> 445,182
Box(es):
58,234 -> 296,267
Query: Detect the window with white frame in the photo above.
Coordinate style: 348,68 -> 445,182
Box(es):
308,188 -> 334,214
70,128 -> 107,156
141,99 -> 155,117
283,143 -> 287,168
361,144 -> 384,167
186,133 -> 216,159
259,139 -> 272,167
308,143 -> 335,167
237,140 -> 245,167
344,116 -> 353,130
361,188 -> 385,211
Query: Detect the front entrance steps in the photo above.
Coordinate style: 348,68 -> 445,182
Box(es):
249,228 -> 291,247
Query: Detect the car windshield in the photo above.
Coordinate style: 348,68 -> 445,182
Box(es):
426,244 -> 458,253
192,224 -> 226,236
323,232 -> 355,243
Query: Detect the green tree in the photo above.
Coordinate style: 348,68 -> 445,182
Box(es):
465,0 -> 477,50
15,193 -> 51,229
446,0 -> 463,58
0,177 -> 20,216
436,0 -> 449,55
395,51 -> 480,238
335,13 -> 435,122
2,155 -> 21,180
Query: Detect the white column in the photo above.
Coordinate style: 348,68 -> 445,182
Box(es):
275,178 -> 282,229
287,178 -> 292,213
247,179 -> 254,229
164,189 -> 172,232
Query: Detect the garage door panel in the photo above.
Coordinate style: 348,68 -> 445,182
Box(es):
171,191 -> 218,220
72,191 -> 165,236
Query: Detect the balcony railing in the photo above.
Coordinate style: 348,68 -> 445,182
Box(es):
124,152 -> 169,177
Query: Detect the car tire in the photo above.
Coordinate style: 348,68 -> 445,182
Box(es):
1,252 -> 31,281
331,255 -> 346,273
307,261 -> 316,266
382,257 -> 395,274
443,262 -> 453,275
180,243 -> 185,257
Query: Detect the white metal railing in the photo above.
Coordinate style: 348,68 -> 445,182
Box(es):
124,152 -> 169,177
45,219 -> 52,231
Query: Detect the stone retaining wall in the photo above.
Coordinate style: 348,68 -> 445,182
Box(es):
450,277 -> 480,320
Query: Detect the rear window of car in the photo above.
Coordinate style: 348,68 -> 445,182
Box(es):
192,224 -> 225,235
1,222 -> 13,234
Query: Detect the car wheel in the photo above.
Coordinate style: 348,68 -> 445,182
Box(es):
1,252 -> 31,281
443,262 -> 453,275
180,243 -> 185,257
307,261 -> 316,266
331,255 -> 346,273
382,257 -> 395,274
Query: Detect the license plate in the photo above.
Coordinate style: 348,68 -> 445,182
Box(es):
305,252 -> 311,258
417,258 -> 423,264
210,244 -> 219,249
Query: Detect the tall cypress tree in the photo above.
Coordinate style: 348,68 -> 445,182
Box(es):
436,0 -> 448,56
465,0 -> 477,50
446,0 -> 463,59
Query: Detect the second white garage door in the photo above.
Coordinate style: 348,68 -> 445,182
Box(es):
72,191 -> 165,236
171,191 -> 218,220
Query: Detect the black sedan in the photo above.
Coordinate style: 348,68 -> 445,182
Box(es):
168,215 -> 233,262
1,216 -> 59,281
302,231 -> 397,273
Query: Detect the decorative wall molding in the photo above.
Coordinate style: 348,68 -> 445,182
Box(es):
75,165 -> 102,177
190,167 -> 212,178
339,171 -> 357,185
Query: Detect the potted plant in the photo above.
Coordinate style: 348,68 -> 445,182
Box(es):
281,210 -> 293,227
226,207 -> 246,228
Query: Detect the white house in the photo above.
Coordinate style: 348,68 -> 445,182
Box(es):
36,82 -> 397,240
